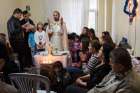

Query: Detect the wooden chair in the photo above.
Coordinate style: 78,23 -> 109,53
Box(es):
9,73 -> 50,93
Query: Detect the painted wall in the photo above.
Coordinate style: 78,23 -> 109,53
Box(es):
2,0 -> 140,56
18,0 -> 46,24
106,0 -> 112,32
112,0 -> 140,56
0,0 -> 19,34
17,0 -> 110,35
97,0 -> 105,36
18,0 -> 89,34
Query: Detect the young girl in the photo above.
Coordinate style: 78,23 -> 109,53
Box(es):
71,35 -> 81,67
34,22 -> 47,52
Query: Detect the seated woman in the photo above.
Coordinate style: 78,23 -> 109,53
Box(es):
40,61 -> 71,93
0,35 -> 18,93
88,48 -> 140,93
84,40 -> 101,73
52,61 -> 72,93
80,27 -> 90,52
88,28 -> 99,42
101,31 -> 115,49
65,43 -> 113,93
71,35 -> 81,67
66,40 -> 101,81
0,59 -> 18,93
0,34 -> 19,83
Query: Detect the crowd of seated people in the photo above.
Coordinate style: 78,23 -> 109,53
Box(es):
88,48 -> 140,93
0,8 -> 140,93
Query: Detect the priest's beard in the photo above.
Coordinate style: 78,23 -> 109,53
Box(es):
54,17 -> 60,22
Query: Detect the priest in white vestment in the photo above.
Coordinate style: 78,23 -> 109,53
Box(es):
46,11 -> 68,51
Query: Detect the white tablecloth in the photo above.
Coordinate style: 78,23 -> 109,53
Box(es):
37,90 -> 56,93
34,51 -> 72,68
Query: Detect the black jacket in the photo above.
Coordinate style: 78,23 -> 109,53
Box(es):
20,18 -> 35,44
7,16 -> 23,41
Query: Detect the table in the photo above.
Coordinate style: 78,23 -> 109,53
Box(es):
33,51 -> 72,89
34,51 -> 72,68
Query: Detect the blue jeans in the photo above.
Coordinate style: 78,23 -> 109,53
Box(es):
30,48 -> 36,65
66,67 -> 83,74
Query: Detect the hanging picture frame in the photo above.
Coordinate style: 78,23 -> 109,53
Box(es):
26,5 -> 30,12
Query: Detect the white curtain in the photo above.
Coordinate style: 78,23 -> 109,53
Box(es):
43,0 -> 89,34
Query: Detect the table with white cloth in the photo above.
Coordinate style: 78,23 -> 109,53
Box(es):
34,51 -> 72,68
33,51 -> 72,87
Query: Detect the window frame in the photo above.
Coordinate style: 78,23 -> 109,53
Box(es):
88,0 -> 98,32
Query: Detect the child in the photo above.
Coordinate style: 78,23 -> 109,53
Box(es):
34,22 -> 47,52
71,35 -> 81,67
28,30 -> 36,55
52,61 -> 71,93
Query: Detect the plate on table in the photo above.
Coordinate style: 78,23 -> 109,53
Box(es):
52,50 -> 70,56
52,51 -> 63,56
36,51 -> 48,56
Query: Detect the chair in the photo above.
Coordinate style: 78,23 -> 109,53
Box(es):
9,73 -> 50,93
24,67 -> 40,74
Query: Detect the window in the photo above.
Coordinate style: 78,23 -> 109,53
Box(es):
88,0 -> 97,29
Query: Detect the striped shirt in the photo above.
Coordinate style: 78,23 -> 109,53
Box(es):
86,54 -> 100,73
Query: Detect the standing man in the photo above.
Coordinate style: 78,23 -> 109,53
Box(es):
7,8 -> 25,71
21,10 -> 35,43
20,10 -> 35,67
47,10 -> 68,51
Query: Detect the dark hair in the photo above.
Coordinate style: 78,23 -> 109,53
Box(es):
22,10 -> 28,15
83,27 -> 89,31
43,23 -> 49,30
89,28 -> 95,35
110,47 -> 132,70
53,61 -> 64,71
91,40 -> 101,52
13,8 -> 22,14
74,35 -> 80,40
0,33 -> 6,37
36,22 -> 43,31
102,43 -> 114,64
89,28 -> 99,41
68,33 -> 77,40
0,33 -> 6,43
83,27 -> 89,34
102,31 -> 115,48
43,23 -> 48,27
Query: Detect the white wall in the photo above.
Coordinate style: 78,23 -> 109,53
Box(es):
2,0 -> 140,56
97,0 -> 105,36
97,0 -> 112,37
0,0 -> 19,34
112,0 -> 140,56
17,0 -> 110,35
18,0 -> 46,24
105,0 -> 112,32
18,0 -> 89,34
